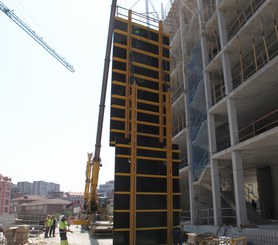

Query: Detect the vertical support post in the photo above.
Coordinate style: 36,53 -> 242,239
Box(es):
165,67 -> 173,245
269,3 -> 278,40
211,159 -> 222,225
251,23 -> 258,72
259,16 -> 269,62
238,38 -> 244,84
125,10 -> 132,138
158,21 -> 164,143
129,82 -> 137,245
232,151 -> 248,227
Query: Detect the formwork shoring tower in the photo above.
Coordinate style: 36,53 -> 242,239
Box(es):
110,6 -> 181,245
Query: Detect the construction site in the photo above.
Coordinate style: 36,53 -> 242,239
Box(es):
1,0 -> 278,244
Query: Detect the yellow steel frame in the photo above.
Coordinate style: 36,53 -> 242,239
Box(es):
112,12 -> 176,244
125,10 -> 132,139
129,69 -> 137,245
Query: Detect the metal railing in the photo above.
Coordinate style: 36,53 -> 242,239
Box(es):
172,113 -> 186,137
227,0 -> 266,41
232,29 -> 278,88
179,155 -> 188,169
171,86 -> 184,103
239,109 -> 278,142
216,109 -> 277,152
203,0 -> 216,22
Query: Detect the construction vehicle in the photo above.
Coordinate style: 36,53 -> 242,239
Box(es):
0,1 -> 74,72
70,0 -> 117,235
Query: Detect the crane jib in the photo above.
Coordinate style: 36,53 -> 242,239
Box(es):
0,1 -> 74,72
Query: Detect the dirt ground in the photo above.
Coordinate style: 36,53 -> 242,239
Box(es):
28,226 -> 113,245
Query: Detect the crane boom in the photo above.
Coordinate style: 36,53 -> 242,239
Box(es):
87,0 -> 117,212
0,1 -> 74,72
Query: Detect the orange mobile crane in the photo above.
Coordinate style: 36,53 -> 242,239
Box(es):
71,0 -> 117,235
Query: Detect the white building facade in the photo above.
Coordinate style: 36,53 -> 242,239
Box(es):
165,0 -> 278,229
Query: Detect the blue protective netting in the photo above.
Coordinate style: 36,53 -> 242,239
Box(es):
186,43 -> 209,180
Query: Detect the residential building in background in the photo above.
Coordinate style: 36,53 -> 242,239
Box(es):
10,195 -> 45,214
165,0 -> 278,232
98,180 -> 114,205
0,174 -> 12,215
17,181 -> 32,195
17,180 -> 60,196
33,181 -> 60,196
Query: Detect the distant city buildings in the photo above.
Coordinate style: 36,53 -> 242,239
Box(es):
17,180 -> 60,196
0,172 -> 114,217
98,180 -> 114,206
0,174 -> 12,215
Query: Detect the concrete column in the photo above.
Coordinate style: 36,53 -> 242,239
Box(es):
201,18 -> 222,225
232,151 -> 248,227
216,0 -> 228,47
221,51 -> 233,94
271,165 -> 278,218
227,98 -> 239,146
211,159 -> 222,225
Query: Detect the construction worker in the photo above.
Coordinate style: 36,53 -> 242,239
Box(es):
49,215 -> 57,237
44,215 -> 51,238
59,215 -> 72,245
173,224 -> 183,245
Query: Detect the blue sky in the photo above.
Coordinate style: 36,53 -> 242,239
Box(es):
0,0 -> 169,192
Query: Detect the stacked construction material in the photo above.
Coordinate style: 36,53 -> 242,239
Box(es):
5,227 -> 16,245
6,226 -> 29,245
15,225 -> 29,245
187,232 -> 216,245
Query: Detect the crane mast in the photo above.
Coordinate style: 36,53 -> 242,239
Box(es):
0,1 -> 74,72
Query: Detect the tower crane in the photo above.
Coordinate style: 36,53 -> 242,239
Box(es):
0,1 -> 74,72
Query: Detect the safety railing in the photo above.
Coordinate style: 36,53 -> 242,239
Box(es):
212,79 -> 226,105
116,6 -> 160,30
180,210 -> 191,221
172,113 -> 186,137
227,0 -> 266,41
216,109 -> 277,152
190,111 -> 207,141
239,109 -> 278,142
216,133 -> 231,152
193,151 -> 209,180
232,29 -> 278,89
197,207 -> 237,225
171,86 -> 184,103
179,155 -> 188,169
203,0 -> 216,22
207,32 -> 221,62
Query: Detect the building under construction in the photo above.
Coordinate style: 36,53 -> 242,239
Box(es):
165,0 -> 278,243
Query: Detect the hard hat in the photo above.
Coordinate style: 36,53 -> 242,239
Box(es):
60,215 -> 67,221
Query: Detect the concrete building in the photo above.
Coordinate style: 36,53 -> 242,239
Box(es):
33,181 -> 60,196
17,198 -> 71,225
17,181 -> 33,195
0,174 -> 12,215
10,195 -> 44,214
98,181 -> 114,206
165,0 -> 278,232
17,180 -> 60,196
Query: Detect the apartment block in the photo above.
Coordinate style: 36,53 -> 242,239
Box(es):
0,174 -> 12,215
165,0 -> 278,229
17,180 -> 60,196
